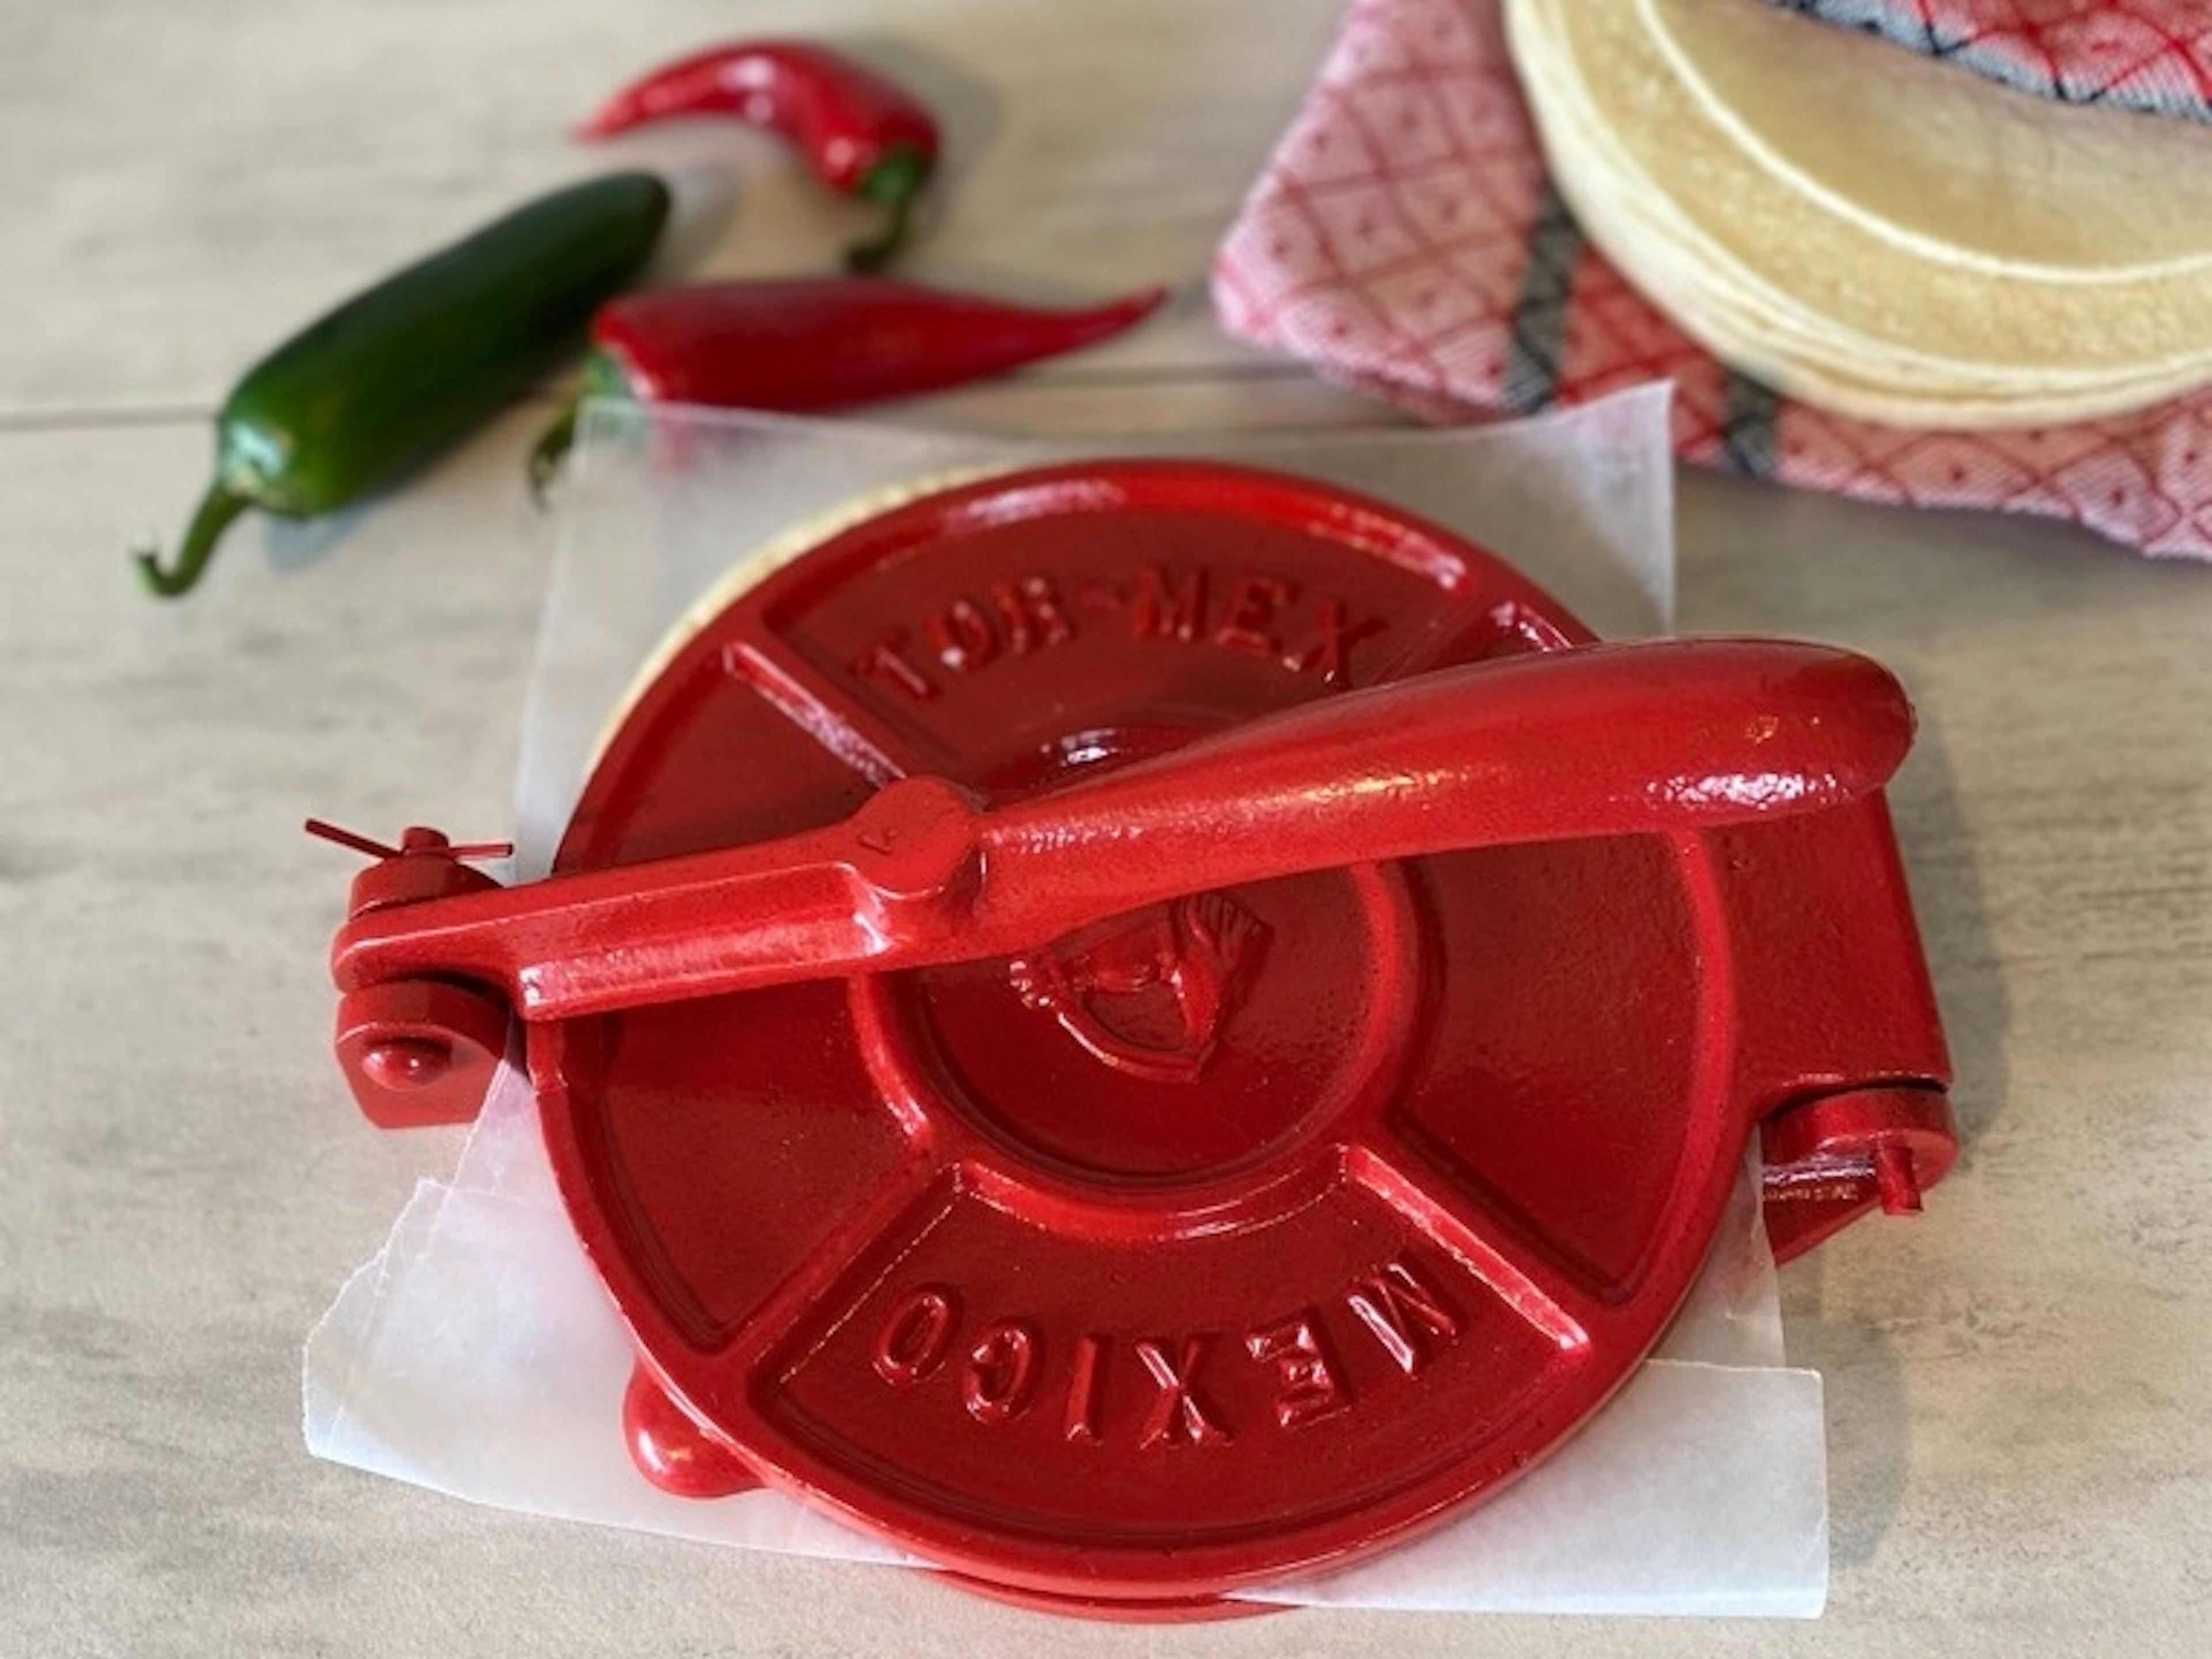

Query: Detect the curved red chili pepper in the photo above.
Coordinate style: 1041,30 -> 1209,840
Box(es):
528,279 -> 1166,495
578,40 -> 940,271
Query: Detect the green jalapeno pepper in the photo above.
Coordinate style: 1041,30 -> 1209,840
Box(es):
137,171 -> 672,598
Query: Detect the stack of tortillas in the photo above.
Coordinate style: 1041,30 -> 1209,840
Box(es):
1505,0 -> 2212,429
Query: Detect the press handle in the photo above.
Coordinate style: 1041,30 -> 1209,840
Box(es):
971,635 -> 1910,945
331,637 -> 1912,1023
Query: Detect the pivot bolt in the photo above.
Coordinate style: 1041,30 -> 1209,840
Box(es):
334,980 -> 510,1129
359,1035 -> 454,1090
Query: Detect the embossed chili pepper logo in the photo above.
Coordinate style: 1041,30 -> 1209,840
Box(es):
1006,892 -> 1270,1082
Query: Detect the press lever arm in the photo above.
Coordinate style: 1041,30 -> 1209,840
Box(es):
330,637 -> 1913,1023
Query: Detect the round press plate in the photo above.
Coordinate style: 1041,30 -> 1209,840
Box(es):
531,461 -> 1748,1607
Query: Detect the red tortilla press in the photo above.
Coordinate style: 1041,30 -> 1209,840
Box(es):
316,460 -> 1953,1619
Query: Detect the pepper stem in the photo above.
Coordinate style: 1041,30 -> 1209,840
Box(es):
846,145 -> 932,273
135,482 -> 251,599
528,396 -> 584,506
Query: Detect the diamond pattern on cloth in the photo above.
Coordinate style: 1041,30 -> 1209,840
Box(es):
1211,0 -> 2212,559
1771,1 -> 2212,123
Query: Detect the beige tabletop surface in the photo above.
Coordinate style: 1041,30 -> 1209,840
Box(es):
4,2 -> 2209,1654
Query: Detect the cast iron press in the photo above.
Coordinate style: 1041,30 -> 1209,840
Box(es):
315,460 -> 1954,1619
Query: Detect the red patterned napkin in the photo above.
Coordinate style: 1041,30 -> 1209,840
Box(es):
1212,0 -> 2212,559
1776,1 -> 2212,121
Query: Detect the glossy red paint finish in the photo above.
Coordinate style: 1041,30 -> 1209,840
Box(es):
331,639 -> 1914,1019
323,460 -> 1953,1616
623,1362 -> 759,1501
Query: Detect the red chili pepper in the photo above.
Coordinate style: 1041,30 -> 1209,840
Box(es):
578,41 -> 941,272
528,278 -> 1166,495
